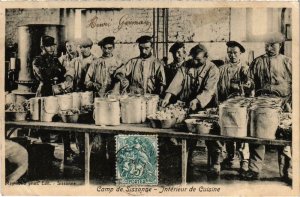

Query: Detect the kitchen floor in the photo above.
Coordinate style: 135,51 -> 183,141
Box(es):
19,140 -> 291,188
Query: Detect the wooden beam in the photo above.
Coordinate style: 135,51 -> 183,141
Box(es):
5,121 -> 292,146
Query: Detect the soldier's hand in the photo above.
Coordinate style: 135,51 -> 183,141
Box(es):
243,81 -> 252,89
161,99 -> 169,108
189,99 -> 199,111
93,83 -> 101,91
230,82 -> 240,91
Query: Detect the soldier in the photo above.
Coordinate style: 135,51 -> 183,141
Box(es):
165,42 -> 187,88
32,35 -> 72,160
161,44 -> 221,177
67,37 -> 97,92
62,37 -> 97,164
218,41 -> 253,173
59,40 -> 78,71
241,32 -> 292,181
114,35 -> 166,95
85,36 -> 123,174
85,36 -> 123,96
32,35 -> 67,97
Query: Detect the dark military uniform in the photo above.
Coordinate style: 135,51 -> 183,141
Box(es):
33,53 -> 66,97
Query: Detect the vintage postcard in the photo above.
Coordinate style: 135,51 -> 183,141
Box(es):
1,1 -> 299,196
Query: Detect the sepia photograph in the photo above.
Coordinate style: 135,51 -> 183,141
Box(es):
2,2 -> 299,196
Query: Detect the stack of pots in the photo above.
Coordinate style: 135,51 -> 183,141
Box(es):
219,96 -> 282,139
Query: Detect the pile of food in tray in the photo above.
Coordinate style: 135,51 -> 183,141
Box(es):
5,101 -> 30,121
147,101 -> 188,128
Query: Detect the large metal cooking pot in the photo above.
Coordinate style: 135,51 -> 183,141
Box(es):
120,96 -> 142,124
80,91 -> 94,106
41,96 -> 58,122
29,97 -> 41,120
94,98 -> 120,126
250,106 -> 281,139
70,92 -> 81,109
42,96 -> 59,114
57,94 -> 73,111
219,102 -> 248,137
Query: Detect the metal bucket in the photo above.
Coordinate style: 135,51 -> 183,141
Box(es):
120,96 -> 142,124
80,91 -> 94,106
250,106 -> 281,139
57,94 -> 73,111
43,96 -> 59,114
30,97 -> 41,120
40,96 -> 58,122
94,98 -> 120,126
219,103 -> 248,137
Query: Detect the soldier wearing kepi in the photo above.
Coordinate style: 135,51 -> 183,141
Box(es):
241,32 -> 292,181
161,44 -> 221,177
85,36 -> 123,96
114,35 -> 166,95
33,35 -> 66,97
218,41 -> 253,173
165,42 -> 187,88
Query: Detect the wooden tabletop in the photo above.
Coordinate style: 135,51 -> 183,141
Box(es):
5,121 -> 291,146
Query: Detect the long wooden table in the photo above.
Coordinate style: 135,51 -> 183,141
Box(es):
5,121 -> 292,185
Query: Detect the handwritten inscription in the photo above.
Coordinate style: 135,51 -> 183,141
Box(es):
87,16 -> 110,28
114,14 -> 151,33
87,14 -> 151,33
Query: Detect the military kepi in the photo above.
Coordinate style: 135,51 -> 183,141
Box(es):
40,35 -> 56,47
169,42 -> 185,54
189,43 -> 207,57
98,36 -> 115,47
136,35 -> 153,44
226,41 -> 245,53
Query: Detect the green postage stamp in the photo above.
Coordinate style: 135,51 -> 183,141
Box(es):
115,135 -> 158,185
